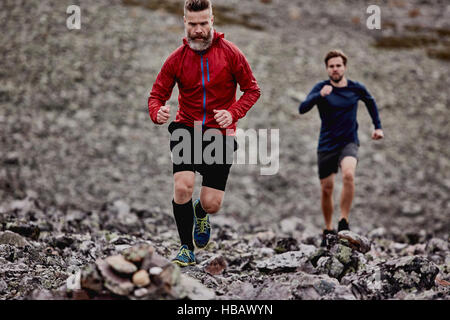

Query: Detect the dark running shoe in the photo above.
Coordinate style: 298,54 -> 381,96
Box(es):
338,218 -> 350,232
320,229 -> 337,247
193,199 -> 211,249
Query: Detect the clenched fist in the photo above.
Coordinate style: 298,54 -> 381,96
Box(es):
157,105 -> 170,124
320,85 -> 333,97
213,109 -> 233,128
372,129 -> 384,140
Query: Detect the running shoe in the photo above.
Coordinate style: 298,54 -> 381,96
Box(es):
193,199 -> 211,249
338,218 -> 350,232
172,245 -> 196,267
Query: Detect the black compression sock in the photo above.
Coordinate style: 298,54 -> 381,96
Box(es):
172,199 -> 194,251
195,200 -> 208,219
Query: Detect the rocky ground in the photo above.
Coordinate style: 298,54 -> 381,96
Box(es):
0,0 -> 449,300
0,196 -> 448,300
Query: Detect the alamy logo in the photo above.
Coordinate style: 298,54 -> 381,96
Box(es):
366,5 -> 381,30
66,5 -> 81,30
170,122 -> 279,176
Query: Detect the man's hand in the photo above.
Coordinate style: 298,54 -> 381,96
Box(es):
372,129 -> 384,140
156,105 -> 170,124
320,85 -> 333,97
213,109 -> 233,128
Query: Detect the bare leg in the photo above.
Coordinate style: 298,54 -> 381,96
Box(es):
339,156 -> 357,222
173,171 -> 195,204
199,186 -> 225,215
320,174 -> 335,230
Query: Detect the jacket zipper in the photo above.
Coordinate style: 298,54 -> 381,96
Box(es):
200,55 -> 210,127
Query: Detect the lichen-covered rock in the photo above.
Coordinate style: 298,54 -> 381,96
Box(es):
384,256 -> 439,291
335,244 -> 353,265
341,255 -> 440,299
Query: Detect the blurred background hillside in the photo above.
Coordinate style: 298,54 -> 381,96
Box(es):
0,0 -> 449,238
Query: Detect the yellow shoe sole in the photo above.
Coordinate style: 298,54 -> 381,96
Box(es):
172,259 -> 196,267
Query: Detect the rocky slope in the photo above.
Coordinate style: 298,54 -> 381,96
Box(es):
0,0 -> 449,300
0,196 -> 448,300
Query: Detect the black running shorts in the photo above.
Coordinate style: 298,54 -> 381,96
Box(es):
317,142 -> 359,180
168,121 -> 237,191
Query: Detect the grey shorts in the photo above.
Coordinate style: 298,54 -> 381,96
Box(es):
317,142 -> 359,180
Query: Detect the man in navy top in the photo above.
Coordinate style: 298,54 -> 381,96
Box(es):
299,50 -> 384,246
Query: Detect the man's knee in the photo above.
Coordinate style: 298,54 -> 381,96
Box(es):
342,170 -> 355,185
174,180 -> 194,203
321,179 -> 334,197
320,178 -> 334,197
200,196 -> 222,214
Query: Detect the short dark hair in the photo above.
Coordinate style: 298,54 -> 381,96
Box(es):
184,0 -> 212,14
324,50 -> 348,66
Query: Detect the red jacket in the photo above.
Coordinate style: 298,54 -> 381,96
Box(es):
148,31 -> 260,135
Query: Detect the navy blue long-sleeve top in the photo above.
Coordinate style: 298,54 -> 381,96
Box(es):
299,79 -> 382,152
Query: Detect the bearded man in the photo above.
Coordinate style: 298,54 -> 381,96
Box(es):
148,0 -> 260,266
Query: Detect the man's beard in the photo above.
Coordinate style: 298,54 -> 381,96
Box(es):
186,28 -> 214,51
329,73 -> 343,83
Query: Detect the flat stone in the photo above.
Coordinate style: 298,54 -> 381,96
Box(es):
96,259 -> 134,296
338,231 -> 371,253
105,255 -> 138,275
